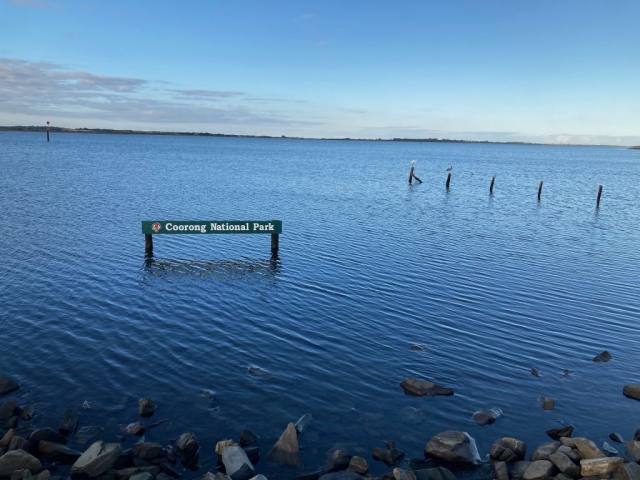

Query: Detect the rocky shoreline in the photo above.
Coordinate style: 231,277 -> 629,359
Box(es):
3,372 -> 640,480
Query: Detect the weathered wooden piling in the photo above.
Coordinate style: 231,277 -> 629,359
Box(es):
46,121 -> 50,142
271,233 -> 279,257
446,173 -> 451,190
145,234 -> 153,254
597,185 -> 603,207
538,181 -> 543,201
490,176 -> 495,194
409,167 -> 422,184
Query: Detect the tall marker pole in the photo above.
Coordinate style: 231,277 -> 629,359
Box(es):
46,121 -> 50,142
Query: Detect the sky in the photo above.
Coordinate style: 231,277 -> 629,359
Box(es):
0,0 -> 639,145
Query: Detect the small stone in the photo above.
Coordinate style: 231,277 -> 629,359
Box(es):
240,430 -> 259,447
531,442 -> 560,461
294,414 -> 313,434
58,410 -> 78,435
175,433 -> 199,465
139,398 -> 157,417
410,345 -> 425,351
126,422 -> 145,436
0,376 -> 20,395
537,397 -> 555,410
472,408 -> 502,426
324,449 -> 351,473
400,378 -> 454,397
424,430 -> 481,467
610,433 -> 624,443
593,350 -> 612,362
392,468 -> 416,480
346,456 -> 368,475
266,423 -> 302,467
18,405 -> 35,421
546,426 -> 574,440
531,368 -> 540,377
603,441 -> 619,457
623,386 -> 640,401
580,457 -> 623,477
573,438 -> 605,459
523,460 -> 556,480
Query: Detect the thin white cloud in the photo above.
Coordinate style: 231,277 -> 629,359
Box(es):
168,89 -> 244,99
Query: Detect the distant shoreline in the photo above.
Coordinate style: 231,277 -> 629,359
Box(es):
0,125 -> 628,148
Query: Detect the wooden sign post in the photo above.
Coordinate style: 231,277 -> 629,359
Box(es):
142,220 -> 283,257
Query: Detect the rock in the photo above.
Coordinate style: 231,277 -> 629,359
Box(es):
413,468 -> 456,480
70,441 -> 123,479
0,451 -> 43,476
424,430 -> 481,467
555,474 -> 573,480
38,441 -> 83,463
603,442 -> 619,457
58,410 -> 78,435
247,476 -> 267,480
222,446 -> 255,480
531,442 -> 560,461
0,429 -> 14,449
523,460 -> 556,480
240,430 -> 259,447
295,472 -> 321,480
113,467 -> 161,480
175,433 -> 199,465
129,473 -> 152,480
546,426 -> 574,440
10,471 -> 31,480
347,457 -> 368,475
494,461 -> 509,480
531,368 -> 540,377
324,450 -> 351,473
243,446 -> 259,466
29,429 -> 67,446
614,462 -> 640,480
490,437 -> 527,462
158,464 -> 181,479
573,438 -> 604,459
557,446 -> 580,463
400,378 -> 454,397
411,345 -> 425,351
548,452 -> 580,478
471,408 -> 502,426
537,397 -> 555,410
559,438 -> 576,448
266,423 -> 302,467
2,416 -> 17,430
610,433 -> 624,443
211,474 -> 232,480
624,386 -> 640,401
410,459 -> 434,470
593,351 -> 612,362
318,473 -> 363,480
509,461 -> 531,480
580,457 -> 623,476
125,422 -> 145,436
17,406 -> 34,422
0,400 -> 17,421
216,440 -> 238,457
132,442 -> 164,461
138,398 -> 157,417
625,441 -> 640,463
372,443 -> 405,466
295,414 -> 313,434
392,469 -> 416,480
0,377 -> 19,396
635,430 -> 640,442
9,437 -> 34,454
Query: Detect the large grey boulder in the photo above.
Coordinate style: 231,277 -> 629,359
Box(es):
580,457 -> 623,477
623,386 -> 640,401
393,468 -> 416,480
29,429 -> 67,446
175,433 -> 199,465
531,442 -> 560,461
400,378 -> 454,397
0,450 -> 42,477
346,457 -> 368,475
0,377 -> 19,396
573,438 -> 604,459
324,450 -> 351,473
522,460 -> 556,480
490,437 -> 527,463
132,442 -> 164,461
70,441 -> 123,478
615,462 -> 640,480
548,452 -> 579,478
413,467 -> 456,480
222,446 -> 255,480
424,431 -> 481,467
318,473 -> 363,480
266,423 -> 302,467
626,441 -> 640,463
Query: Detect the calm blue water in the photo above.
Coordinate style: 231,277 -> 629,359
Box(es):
1,131 -> 639,477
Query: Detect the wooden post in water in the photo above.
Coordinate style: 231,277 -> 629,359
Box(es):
271,233 -> 279,257
538,181 -> 543,201
446,173 -> 451,190
490,176 -> 495,194
145,234 -> 153,254
46,121 -> 50,142
597,185 -> 603,207
408,167 -> 422,184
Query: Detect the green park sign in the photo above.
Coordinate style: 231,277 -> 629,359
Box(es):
142,220 -> 282,235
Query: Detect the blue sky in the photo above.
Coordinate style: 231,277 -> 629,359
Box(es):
1,0 -> 638,144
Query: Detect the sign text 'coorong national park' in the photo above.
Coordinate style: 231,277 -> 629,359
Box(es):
141,220 -> 282,235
